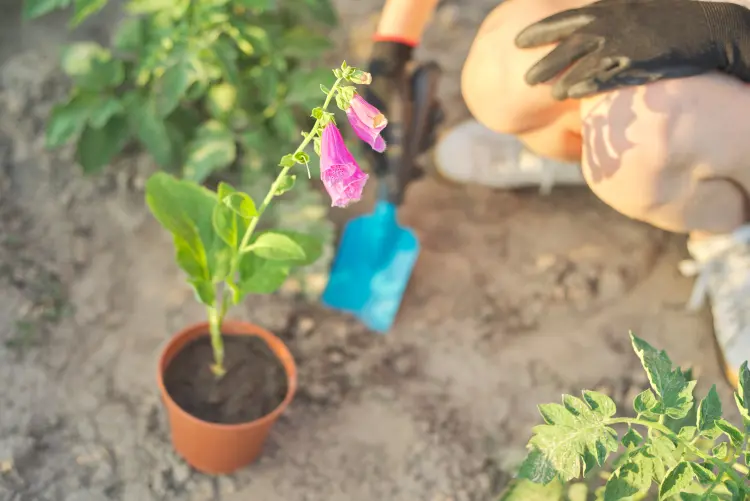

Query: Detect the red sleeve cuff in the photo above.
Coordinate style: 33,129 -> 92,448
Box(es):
372,34 -> 419,47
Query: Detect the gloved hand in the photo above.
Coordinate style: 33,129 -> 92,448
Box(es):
364,41 -> 443,180
514,0 -> 750,100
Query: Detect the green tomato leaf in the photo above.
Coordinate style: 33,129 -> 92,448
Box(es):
716,418 -> 743,447
61,43 -> 124,91
238,252 -> 290,295
630,334 -> 696,420
517,448 -> 558,485
70,0 -> 107,27
603,452 -> 653,501
658,462 -> 694,500
183,121 -> 236,183
582,390 -> 616,418
223,192 -> 257,220
75,115 -> 130,174
735,362 -> 750,423
155,58 -> 193,117
22,0 -> 70,19
697,385 -> 722,434
688,462 -> 716,485
621,428 -> 643,448
677,426 -> 696,441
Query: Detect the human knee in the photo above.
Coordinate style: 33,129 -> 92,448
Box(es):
461,0 -> 582,135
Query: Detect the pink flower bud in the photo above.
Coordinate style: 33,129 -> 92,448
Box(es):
345,94 -> 388,153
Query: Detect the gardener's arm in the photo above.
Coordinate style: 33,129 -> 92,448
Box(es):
374,0 -> 440,45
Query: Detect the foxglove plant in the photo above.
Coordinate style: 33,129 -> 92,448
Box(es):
145,61 -> 385,376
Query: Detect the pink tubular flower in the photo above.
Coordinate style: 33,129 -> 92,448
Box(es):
345,94 -> 388,153
320,123 -> 369,208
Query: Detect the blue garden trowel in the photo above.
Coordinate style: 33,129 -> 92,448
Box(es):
322,61 -> 443,333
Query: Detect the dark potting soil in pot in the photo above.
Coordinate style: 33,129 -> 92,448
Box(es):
163,335 -> 288,424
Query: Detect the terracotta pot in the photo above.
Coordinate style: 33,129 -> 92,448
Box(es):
156,319 -> 297,475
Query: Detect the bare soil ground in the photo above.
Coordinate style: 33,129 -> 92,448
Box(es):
0,1 -> 735,500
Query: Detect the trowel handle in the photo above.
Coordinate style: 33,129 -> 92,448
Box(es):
378,61 -> 442,206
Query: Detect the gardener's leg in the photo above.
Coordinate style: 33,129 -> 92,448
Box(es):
460,0 -> 750,387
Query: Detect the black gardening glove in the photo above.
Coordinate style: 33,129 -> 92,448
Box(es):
364,41 -> 443,184
515,0 -> 750,100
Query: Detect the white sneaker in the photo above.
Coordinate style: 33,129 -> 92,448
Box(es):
679,225 -> 750,388
433,119 -> 585,194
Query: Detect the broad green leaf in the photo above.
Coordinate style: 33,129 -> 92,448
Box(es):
603,452 -> 653,501
46,94 -> 93,147
183,121 -> 236,183
113,17 -> 144,52
212,39 -> 240,86
76,116 -> 130,173
528,394 -> 619,481
132,96 -> 174,167
621,428 -> 643,448
499,476 -> 564,501
223,192 -> 257,219
634,389 -> 661,418
70,0 -> 107,27
155,59 -> 193,117
217,181 -> 236,201
144,172 -> 225,283
212,202 -> 238,250
258,230 -> 322,265
582,391 -> 616,418
89,96 -> 123,128
677,426 -> 696,441
715,419 -> 743,447
188,278 -> 215,306
22,0 -> 70,19
658,462 -> 694,500
207,82 -> 237,119
688,462 -> 715,484
61,43 -> 124,91
238,253 -> 290,295
517,448 -> 558,485
697,385 -> 722,433
250,232 -> 306,261
630,334 -> 696,419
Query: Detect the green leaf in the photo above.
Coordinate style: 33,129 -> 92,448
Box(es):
716,419 -> 743,447
76,116 -> 130,173
518,448 -> 558,485
697,385 -> 722,434
187,278 -> 215,306
630,334 -> 696,420
132,96 -> 174,167
144,172 -> 226,285
582,391 -> 616,418
22,0 -> 70,19
603,452 -> 653,501
293,151 -> 311,165
634,389 -> 661,417
46,95 -> 93,147
528,394 -> 619,482
280,26 -> 333,59
711,442 -> 727,459
89,96 -> 123,128
113,17 -> 144,52
688,462 -> 716,484
223,192 -> 257,219
735,362 -> 750,423
70,0 -> 107,27
275,174 -> 295,195
658,462 -> 694,500
279,154 -> 296,168
621,428 -> 643,448
498,477 -> 564,501
302,0 -> 338,25
125,0 -> 177,14
237,0 -> 272,9
238,253 -> 290,295
183,121 -> 236,183
212,201 -> 238,250
287,68 -> 337,108
677,426 -> 696,441
155,59 -> 193,117
61,43 -> 124,91
250,232 -> 306,261
207,82 -> 237,119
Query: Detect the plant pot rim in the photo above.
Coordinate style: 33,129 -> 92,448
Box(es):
156,318 -> 298,431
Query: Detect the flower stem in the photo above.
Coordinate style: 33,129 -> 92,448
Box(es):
609,417 -> 745,485
207,75 -> 346,377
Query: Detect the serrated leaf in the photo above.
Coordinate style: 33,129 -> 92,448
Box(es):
582,391 -> 617,418
223,192 -> 257,219
649,435 -> 679,470
183,121 -> 236,183
622,428 -> 643,448
659,462 -> 694,500
697,385 -> 722,433
688,462 -> 716,484
630,334 -> 695,420
603,452 -> 653,501
715,419 -> 743,447
529,395 -> 619,481
518,448 -> 559,485
677,426 -> 696,441
712,442 -> 727,458
76,116 -> 130,173
634,389 -> 661,417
